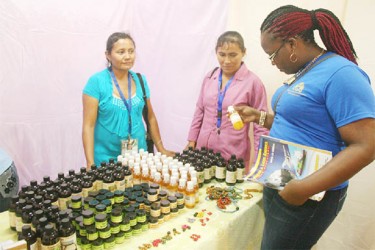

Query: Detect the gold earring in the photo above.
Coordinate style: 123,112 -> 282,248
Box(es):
290,51 -> 298,63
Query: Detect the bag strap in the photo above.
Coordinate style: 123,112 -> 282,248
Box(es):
136,73 -> 151,138
209,67 -> 219,79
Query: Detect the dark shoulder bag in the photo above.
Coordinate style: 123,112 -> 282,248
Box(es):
136,73 -> 154,153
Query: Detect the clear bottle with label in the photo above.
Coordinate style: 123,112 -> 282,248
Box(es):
184,181 -> 196,209
20,225 -> 37,250
227,105 -> 244,130
41,224 -> 60,250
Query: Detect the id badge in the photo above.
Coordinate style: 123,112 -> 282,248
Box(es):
121,138 -> 138,156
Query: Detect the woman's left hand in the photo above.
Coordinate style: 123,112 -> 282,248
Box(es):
278,179 -> 309,206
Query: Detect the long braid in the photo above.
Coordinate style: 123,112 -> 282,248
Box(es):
261,5 -> 357,64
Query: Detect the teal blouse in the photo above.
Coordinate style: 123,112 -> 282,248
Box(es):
83,69 -> 150,165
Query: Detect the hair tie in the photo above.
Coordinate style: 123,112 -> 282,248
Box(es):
310,10 -> 319,30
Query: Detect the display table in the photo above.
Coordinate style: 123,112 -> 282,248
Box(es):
0,182 -> 265,250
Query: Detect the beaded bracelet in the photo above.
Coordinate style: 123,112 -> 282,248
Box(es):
259,111 -> 267,127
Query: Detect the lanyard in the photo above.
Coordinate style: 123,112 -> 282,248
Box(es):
110,70 -> 133,136
217,70 -> 234,130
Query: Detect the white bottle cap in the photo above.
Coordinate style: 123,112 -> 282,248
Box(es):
227,105 -> 235,113
187,181 -> 194,190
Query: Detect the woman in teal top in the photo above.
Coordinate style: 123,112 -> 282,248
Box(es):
82,32 -> 174,167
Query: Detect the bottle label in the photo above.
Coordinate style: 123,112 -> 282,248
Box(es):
82,187 -> 93,198
226,171 -> 237,184
41,241 -> 61,250
58,197 -> 70,210
96,180 -> 103,190
29,242 -> 37,250
15,216 -> 22,232
204,168 -> 211,180
185,194 -> 195,206
210,165 -> 216,179
124,175 -> 133,188
102,182 -> 115,192
115,180 -> 125,191
9,211 -> 16,228
215,167 -> 226,179
197,172 -> 204,184
236,168 -> 244,181
60,233 -> 77,250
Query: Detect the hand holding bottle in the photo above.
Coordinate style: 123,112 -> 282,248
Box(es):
232,105 -> 259,123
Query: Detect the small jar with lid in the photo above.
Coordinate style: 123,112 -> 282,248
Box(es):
160,200 -> 170,215
115,231 -> 125,244
95,204 -> 107,215
123,228 -> 132,239
84,196 -> 94,210
158,190 -> 167,200
158,214 -> 164,224
109,221 -> 120,234
163,212 -> 171,222
74,216 -> 83,231
143,200 -> 151,213
89,199 -> 99,212
95,213 -> 108,230
110,208 -> 123,224
96,194 -> 106,203
147,189 -> 158,202
82,209 -> 95,226
150,203 -> 161,218
120,216 -> 130,232
175,192 -> 184,206
128,195 -> 137,204
78,222 -> 86,237
114,190 -> 124,204
140,220 -> 149,232
131,223 -> 142,236
121,199 -> 130,208
123,206 -> 135,217
135,197 -> 145,210
136,209 -> 146,223
167,196 -> 177,209
86,226 -> 98,241
104,235 -> 115,250
171,208 -> 178,218
128,212 -> 137,227
105,192 -> 114,205
91,238 -> 103,250
148,216 -> 158,229
71,195 -> 82,211
150,183 -> 160,194
80,236 -> 91,250
98,224 -> 111,239
101,199 -> 112,214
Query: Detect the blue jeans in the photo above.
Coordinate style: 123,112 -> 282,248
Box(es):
261,186 -> 347,250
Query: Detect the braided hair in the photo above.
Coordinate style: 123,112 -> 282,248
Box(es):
261,5 -> 357,64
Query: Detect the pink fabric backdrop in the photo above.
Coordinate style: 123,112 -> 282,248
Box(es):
0,0 -> 228,186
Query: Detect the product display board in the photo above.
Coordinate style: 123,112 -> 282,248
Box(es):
0,181 -> 264,250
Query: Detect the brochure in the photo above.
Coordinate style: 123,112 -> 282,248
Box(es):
246,135 -> 332,201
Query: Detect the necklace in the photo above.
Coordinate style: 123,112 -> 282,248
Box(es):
284,49 -> 325,85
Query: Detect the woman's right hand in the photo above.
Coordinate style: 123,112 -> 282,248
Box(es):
185,141 -> 196,150
234,105 -> 259,123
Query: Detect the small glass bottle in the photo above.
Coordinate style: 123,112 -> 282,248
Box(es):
20,225 -> 37,250
124,166 -> 133,188
71,178 -> 83,197
41,224 -> 60,250
184,181 -> 196,209
236,158 -> 245,183
113,167 -> 125,191
215,158 -> 226,182
226,156 -> 237,186
102,170 -> 115,192
58,218 -> 77,249
58,183 -> 72,210
82,175 -> 94,198
227,105 -> 244,130
8,195 -> 18,231
168,176 -> 178,196
194,159 -> 205,187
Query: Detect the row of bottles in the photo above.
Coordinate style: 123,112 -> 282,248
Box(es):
176,147 -> 245,187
